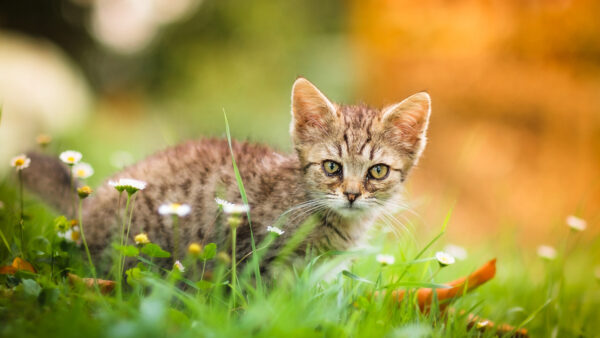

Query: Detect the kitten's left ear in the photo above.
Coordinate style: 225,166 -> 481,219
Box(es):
290,77 -> 338,144
381,92 -> 431,160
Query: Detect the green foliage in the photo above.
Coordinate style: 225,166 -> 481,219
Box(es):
140,243 -> 171,258
113,244 -> 140,257
199,243 -> 216,261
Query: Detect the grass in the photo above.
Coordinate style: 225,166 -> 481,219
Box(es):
0,122 -> 598,337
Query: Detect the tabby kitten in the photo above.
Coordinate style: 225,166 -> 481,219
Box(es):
24,78 -> 431,268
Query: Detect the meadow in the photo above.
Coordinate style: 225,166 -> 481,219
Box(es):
1,2 -> 600,336
0,116 -> 598,338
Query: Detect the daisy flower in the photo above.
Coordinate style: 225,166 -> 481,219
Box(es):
566,215 -> 586,232
173,260 -> 185,272
10,154 -> 31,171
134,233 -> 150,245
59,150 -> 82,165
109,178 -> 147,195
376,254 -> 395,266
158,203 -> 191,217
72,162 -> 94,179
215,198 -> 249,215
188,243 -> 202,256
267,226 -> 285,236
537,245 -> 557,260
435,251 -> 456,267
58,226 -> 81,243
443,244 -> 468,261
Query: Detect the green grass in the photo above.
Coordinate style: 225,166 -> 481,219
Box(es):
0,124 -> 598,337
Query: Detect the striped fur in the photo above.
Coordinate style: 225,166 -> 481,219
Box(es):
23,78 -> 431,270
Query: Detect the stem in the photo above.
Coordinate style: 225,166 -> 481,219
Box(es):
124,194 -> 137,247
79,199 -> 100,294
201,260 -> 207,281
117,194 -> 132,300
430,266 -> 442,281
231,225 -> 237,310
121,193 -> 137,281
50,236 -> 55,280
173,215 -> 180,261
18,170 -> 25,256
69,165 -> 75,217
116,191 -> 123,223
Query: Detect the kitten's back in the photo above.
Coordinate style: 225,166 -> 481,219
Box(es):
81,138 -> 304,259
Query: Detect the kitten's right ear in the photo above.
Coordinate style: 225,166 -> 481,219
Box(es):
290,77 -> 338,143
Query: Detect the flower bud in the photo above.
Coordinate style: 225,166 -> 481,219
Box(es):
134,233 -> 150,245
217,251 -> 231,265
188,243 -> 202,256
77,186 -> 93,199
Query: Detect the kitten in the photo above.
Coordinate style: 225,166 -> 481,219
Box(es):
24,78 -> 431,269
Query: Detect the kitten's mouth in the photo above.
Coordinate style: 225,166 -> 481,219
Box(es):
334,203 -> 366,216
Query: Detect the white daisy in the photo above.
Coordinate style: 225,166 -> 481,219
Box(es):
158,203 -> 191,217
10,154 -> 31,171
215,197 -> 249,215
537,245 -> 557,260
267,226 -> 284,236
376,254 -> 395,266
58,226 -> 81,243
435,251 -> 456,267
173,260 -> 185,272
566,215 -> 587,232
109,178 -> 147,194
443,244 -> 468,261
59,150 -> 82,165
72,162 -> 94,179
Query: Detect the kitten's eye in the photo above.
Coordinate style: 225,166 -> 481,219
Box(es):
322,160 -> 342,176
368,164 -> 389,180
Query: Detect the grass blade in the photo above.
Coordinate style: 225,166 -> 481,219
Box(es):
223,111 -> 263,292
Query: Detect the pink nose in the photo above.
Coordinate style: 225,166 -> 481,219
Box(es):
344,192 -> 361,203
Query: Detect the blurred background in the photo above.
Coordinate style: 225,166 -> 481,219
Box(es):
0,0 -> 598,247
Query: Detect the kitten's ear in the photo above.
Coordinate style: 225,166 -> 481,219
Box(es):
381,92 -> 431,159
290,77 -> 338,143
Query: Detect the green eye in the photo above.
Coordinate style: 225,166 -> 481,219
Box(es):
322,160 -> 342,176
368,164 -> 389,180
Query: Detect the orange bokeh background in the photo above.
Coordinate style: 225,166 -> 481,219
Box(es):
350,0 -> 599,243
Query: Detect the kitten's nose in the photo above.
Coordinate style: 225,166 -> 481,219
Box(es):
344,191 -> 361,204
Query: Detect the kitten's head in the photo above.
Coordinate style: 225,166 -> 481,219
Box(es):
290,77 -> 431,217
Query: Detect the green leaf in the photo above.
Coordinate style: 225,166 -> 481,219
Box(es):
21,279 -> 42,298
113,244 -> 139,257
379,281 -> 452,290
125,267 -> 143,286
168,308 -> 189,326
196,280 -> 213,290
342,270 -> 374,284
141,243 -> 171,258
39,287 -> 60,306
200,243 -> 217,260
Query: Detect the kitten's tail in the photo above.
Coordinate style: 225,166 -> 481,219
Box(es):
21,152 -> 78,217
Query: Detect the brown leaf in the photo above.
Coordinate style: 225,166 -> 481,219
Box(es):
0,257 -> 36,275
67,273 -> 116,294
